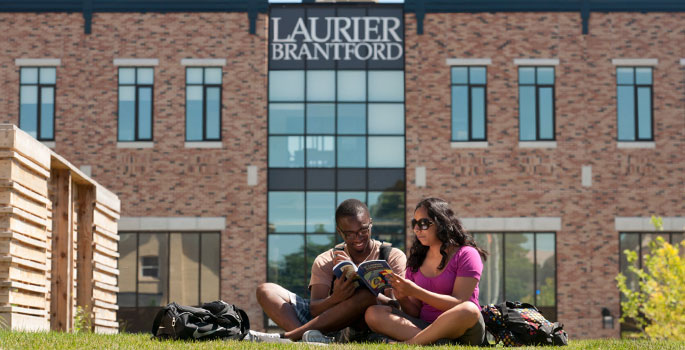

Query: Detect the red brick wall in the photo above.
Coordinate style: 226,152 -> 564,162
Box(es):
1,10 -> 683,337
0,12 -> 270,329
404,12 -> 684,338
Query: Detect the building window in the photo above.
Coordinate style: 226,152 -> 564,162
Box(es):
473,232 -> 557,321
267,68 -> 406,299
118,67 -> 153,141
451,67 -> 486,141
19,67 -> 56,140
618,232 -> 682,333
186,67 -> 222,141
617,67 -> 653,141
117,232 -> 221,332
519,67 -> 555,141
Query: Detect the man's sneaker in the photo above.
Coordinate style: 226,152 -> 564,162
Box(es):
244,330 -> 292,343
302,330 -> 334,344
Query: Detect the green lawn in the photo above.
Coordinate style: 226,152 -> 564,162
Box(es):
0,331 -> 682,350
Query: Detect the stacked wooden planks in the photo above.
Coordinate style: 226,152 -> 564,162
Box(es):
0,125 -> 51,331
0,125 -> 120,333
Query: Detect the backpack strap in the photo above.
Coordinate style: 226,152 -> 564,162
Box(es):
378,242 -> 393,261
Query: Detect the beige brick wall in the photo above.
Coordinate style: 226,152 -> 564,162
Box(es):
0,10 -> 683,337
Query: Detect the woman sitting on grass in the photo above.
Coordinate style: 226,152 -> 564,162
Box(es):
365,197 -> 488,345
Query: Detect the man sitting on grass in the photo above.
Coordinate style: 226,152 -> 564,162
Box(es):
251,199 -> 406,343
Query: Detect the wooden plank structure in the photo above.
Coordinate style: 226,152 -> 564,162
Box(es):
0,124 -> 120,333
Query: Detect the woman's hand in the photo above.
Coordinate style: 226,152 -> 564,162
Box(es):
387,273 -> 420,300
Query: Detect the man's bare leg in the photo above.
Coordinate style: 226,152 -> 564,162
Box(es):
283,288 -> 376,340
256,283 -> 302,331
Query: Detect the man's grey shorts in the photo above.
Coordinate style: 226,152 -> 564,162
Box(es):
390,305 -> 486,345
288,292 -> 313,325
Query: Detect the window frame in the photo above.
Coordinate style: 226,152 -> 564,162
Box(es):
185,67 -> 223,142
117,67 -> 154,142
450,66 -> 487,142
19,67 -> 56,141
616,67 -> 654,142
518,66 -> 556,141
473,231 -> 558,321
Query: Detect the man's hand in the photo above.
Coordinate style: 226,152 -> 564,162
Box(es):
330,275 -> 356,304
387,273 -> 419,300
333,250 -> 351,266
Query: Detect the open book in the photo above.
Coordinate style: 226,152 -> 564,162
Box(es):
332,260 -> 393,296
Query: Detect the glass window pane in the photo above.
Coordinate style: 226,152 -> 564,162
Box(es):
118,86 -> 136,141
519,67 -> 535,84
535,234 -> 555,307
635,68 -> 652,85
204,68 -> 222,84
368,103 -> 404,135
469,67 -> 486,85
186,86 -> 203,141
186,68 -> 203,84
504,233 -> 535,303
451,67 -> 468,84
617,85 -> 636,141
337,169 -> 366,191
539,87 -> 554,139
369,71 -> 404,102
471,87 -> 486,140
306,169 -> 335,190
307,70 -> 335,101
536,67 -> 554,85
137,233 -> 168,307
519,86 -> 536,141
270,71 -> 304,101
268,234 -> 306,297
119,68 -> 135,84
368,136 -> 404,168
269,136 -> 305,168
306,234 -> 337,279
118,233 -> 137,307
306,136 -> 335,168
138,87 -> 152,140
268,192 -> 305,233
368,169 -> 405,192
474,233 -> 504,306
337,192 -> 366,206
39,88 -> 54,140
619,233 -> 640,298
269,103 -> 304,134
39,67 -> 56,84
306,103 -> 335,134
616,68 -> 634,85
306,192 -> 335,233
205,87 -> 221,140
269,169 -> 305,190
368,191 -> 404,238
337,104 -> 366,134
138,68 -> 154,85
637,87 -> 651,140
451,86 -> 468,141
337,71 -> 366,102
169,233 -> 199,306
20,86 -> 38,138
337,136 -> 366,168
21,68 -> 38,84
200,234 -> 221,302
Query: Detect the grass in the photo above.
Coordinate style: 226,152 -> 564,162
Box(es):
0,331 -> 684,350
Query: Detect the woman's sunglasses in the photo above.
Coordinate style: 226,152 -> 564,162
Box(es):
411,218 -> 433,231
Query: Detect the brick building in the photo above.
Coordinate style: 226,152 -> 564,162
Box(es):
0,0 -> 683,338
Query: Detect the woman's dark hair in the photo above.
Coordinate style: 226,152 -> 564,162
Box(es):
407,197 -> 488,272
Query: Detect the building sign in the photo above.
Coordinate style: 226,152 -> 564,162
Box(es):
269,5 -> 404,70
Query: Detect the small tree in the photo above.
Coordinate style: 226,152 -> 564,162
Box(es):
615,216 -> 685,340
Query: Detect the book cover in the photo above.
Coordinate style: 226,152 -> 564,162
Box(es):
333,259 -> 393,296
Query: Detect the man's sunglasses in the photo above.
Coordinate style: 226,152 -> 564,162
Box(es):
411,218 -> 433,231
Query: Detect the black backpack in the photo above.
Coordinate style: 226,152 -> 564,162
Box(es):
481,301 -> 568,346
151,300 -> 250,341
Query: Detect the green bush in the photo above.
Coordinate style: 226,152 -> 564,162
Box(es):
615,216 -> 685,340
